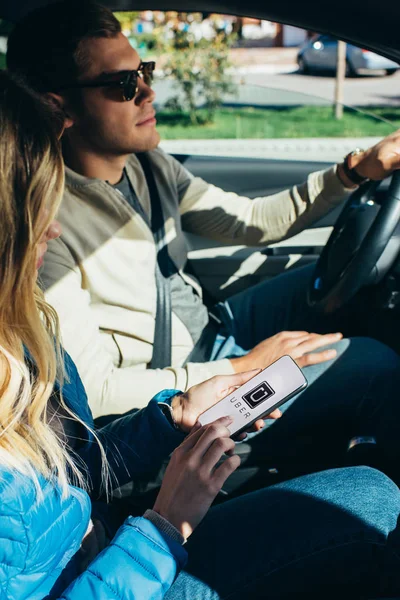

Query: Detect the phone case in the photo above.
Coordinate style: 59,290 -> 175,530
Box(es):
198,355 -> 307,437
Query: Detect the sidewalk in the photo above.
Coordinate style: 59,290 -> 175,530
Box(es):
160,137 -> 381,163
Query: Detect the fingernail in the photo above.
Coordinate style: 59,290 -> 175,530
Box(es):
50,222 -> 61,235
192,421 -> 202,430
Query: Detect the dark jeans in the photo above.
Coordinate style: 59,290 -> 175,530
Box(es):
209,264 -> 400,483
165,467 -> 400,599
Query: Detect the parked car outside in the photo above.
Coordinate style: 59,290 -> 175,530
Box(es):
298,34 -> 400,76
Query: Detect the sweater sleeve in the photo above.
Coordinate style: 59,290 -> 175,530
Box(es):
41,236 -> 234,416
179,165 -> 352,245
59,516 -> 187,600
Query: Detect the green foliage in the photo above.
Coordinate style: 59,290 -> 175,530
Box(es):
157,105 -> 400,139
114,11 -> 234,123
162,18 -> 235,124
114,12 -> 140,32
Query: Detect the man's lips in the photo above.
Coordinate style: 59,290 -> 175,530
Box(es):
136,112 -> 156,126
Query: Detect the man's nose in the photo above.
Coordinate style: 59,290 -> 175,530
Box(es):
135,78 -> 156,106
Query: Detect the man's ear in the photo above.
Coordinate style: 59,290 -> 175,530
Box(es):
46,92 -> 75,130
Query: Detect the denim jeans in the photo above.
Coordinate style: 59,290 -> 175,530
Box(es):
165,466 -> 400,599
209,264 -> 400,482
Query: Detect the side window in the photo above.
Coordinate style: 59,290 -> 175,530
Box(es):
112,11 -> 400,163
0,20 -> 10,69
3,13 -> 399,165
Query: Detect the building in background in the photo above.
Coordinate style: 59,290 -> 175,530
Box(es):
126,12 -> 308,48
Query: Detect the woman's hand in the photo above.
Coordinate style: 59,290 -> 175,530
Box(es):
171,370 -> 281,434
152,416 -> 240,540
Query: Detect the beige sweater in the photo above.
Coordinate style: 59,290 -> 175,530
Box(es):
41,148 -> 350,417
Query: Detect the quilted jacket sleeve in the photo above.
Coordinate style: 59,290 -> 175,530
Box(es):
59,516 -> 187,600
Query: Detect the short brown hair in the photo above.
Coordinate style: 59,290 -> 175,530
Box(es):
7,1 -> 121,93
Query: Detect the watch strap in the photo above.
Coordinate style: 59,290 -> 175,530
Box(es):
342,150 -> 368,185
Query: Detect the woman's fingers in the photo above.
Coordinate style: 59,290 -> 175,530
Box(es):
201,435 -> 236,472
177,422 -> 205,451
267,408 -> 282,420
246,408 -> 281,433
213,369 -> 262,398
191,418 -> 233,458
212,454 -> 241,489
182,416 -> 232,453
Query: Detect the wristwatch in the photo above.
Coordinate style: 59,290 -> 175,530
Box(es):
342,148 -> 369,185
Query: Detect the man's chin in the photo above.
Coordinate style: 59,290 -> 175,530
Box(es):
148,129 -> 161,150
130,130 -> 161,154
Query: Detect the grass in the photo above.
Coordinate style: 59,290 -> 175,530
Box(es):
157,105 -> 400,139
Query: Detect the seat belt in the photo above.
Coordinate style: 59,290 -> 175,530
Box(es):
183,312 -> 221,365
136,153 -> 172,369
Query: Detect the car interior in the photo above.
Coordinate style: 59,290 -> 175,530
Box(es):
4,0 -> 400,450
3,0 -> 400,354
2,0 -> 400,595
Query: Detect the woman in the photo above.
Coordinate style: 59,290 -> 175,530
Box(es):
0,70 -> 400,600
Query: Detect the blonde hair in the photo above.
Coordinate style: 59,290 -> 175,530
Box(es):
0,71 -> 107,496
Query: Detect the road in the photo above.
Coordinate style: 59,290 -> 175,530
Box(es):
153,65 -> 400,109
243,67 -> 400,107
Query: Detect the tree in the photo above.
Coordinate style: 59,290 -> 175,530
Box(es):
162,14 -> 235,124
114,12 -> 140,34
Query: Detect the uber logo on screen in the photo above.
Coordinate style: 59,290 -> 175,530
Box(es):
242,381 -> 275,409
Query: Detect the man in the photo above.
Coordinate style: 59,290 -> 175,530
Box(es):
7,2 -> 400,425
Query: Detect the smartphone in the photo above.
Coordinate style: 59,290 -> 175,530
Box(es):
198,355 -> 307,437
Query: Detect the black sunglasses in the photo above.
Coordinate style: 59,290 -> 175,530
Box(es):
58,61 -> 156,101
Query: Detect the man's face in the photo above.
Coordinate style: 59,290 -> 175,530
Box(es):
65,33 -> 160,156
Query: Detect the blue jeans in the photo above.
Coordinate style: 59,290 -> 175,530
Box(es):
209,264 -> 400,481
165,466 -> 400,599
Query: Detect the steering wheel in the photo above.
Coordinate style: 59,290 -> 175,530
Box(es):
308,170 -> 400,314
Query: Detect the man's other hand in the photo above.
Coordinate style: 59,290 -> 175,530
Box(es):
230,330 -> 343,375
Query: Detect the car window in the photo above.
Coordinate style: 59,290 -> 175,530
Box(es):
115,12 -> 398,163
0,19 -> 10,69
2,12 -> 399,165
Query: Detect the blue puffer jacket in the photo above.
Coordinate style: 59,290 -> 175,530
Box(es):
0,354 -> 188,599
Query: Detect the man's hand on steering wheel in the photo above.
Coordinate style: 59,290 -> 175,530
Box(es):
311,133 -> 400,314
338,131 -> 400,185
